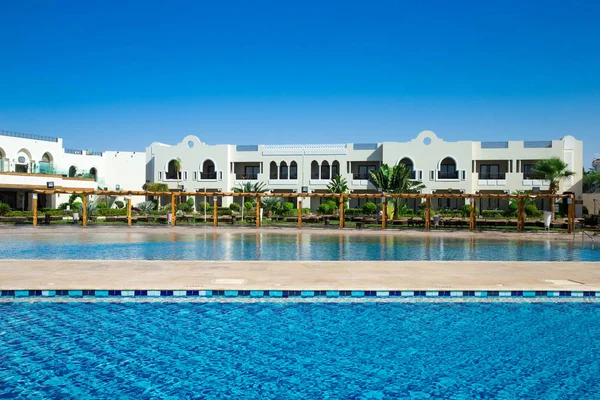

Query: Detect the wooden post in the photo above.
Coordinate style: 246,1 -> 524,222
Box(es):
213,197 -> 218,227
171,193 -> 176,227
32,195 -> 38,227
425,197 -> 431,231
469,198 -> 476,231
381,198 -> 387,229
298,199 -> 303,228
127,197 -> 132,227
255,194 -> 261,228
568,195 -> 575,234
339,195 -> 345,229
517,196 -> 525,232
82,195 -> 87,227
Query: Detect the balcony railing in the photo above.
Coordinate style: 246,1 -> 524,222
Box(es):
200,172 -> 217,180
437,171 -> 459,179
479,172 -> 506,180
236,173 -> 258,180
0,129 -> 58,143
353,173 -> 373,180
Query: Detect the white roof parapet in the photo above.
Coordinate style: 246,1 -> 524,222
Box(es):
262,143 -> 348,156
262,143 -> 347,150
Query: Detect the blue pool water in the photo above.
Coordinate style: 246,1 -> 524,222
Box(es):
1,302 -> 599,398
0,231 -> 598,261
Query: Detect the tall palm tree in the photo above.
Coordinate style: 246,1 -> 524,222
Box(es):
369,164 -> 425,219
532,157 -> 574,218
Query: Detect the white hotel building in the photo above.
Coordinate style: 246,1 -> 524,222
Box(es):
1,129 -> 583,214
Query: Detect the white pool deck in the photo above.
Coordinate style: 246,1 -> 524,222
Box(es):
0,226 -> 598,291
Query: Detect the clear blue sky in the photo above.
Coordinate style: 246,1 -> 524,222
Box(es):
1,0 -> 599,167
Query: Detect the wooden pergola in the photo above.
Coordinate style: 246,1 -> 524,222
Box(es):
32,189 -> 576,233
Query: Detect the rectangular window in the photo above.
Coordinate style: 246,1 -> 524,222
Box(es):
479,164 -> 500,179
290,164 -> 297,179
357,165 -> 376,180
523,164 -> 535,179
193,171 -> 198,181
158,171 -> 162,181
183,171 -> 188,181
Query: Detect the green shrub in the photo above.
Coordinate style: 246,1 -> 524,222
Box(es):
0,203 -> 12,216
197,202 -> 213,211
317,203 -> 331,215
229,203 -> 241,212
244,201 -> 253,211
96,208 -> 128,216
362,202 -> 377,216
217,207 -> 232,216
72,202 -> 83,212
344,208 -> 362,216
583,206 -> 589,216
276,202 -> 294,216
5,211 -> 33,217
524,204 -> 542,218
177,203 -> 193,213
96,202 -> 108,209
186,197 -> 195,207
114,200 -> 125,209
136,201 -> 156,215
58,202 -> 70,210
144,183 -> 169,192
325,200 -> 337,212
481,210 -> 504,219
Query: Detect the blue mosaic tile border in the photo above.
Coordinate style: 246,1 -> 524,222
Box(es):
0,290 -> 598,299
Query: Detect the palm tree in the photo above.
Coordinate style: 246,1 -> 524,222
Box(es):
327,174 -> 349,211
369,164 -> 425,219
532,157 -> 574,218
260,197 -> 281,218
231,181 -> 268,221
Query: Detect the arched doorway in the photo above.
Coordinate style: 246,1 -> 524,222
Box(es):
68,166 -> 77,177
439,157 -> 457,179
320,161 -> 330,180
269,161 -> 278,179
311,161 -> 319,179
290,161 -> 298,179
332,160 -> 340,177
201,160 -> 216,179
279,161 -> 288,179
399,157 -> 415,179
166,159 -> 180,180
89,167 -> 98,182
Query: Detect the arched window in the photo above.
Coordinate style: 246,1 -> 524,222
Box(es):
280,161 -> 288,179
269,161 -> 278,179
68,166 -> 77,178
290,161 -> 298,179
201,160 -> 216,179
439,157 -> 457,179
332,160 -> 340,177
311,160 -> 319,179
15,149 -> 31,173
399,157 -> 415,179
166,159 -> 181,180
89,167 -> 98,182
320,161 -> 330,180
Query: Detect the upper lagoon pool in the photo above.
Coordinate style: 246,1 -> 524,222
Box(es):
0,231 -> 597,261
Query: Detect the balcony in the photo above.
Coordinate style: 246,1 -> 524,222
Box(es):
200,172 -> 217,180
437,171 -> 459,180
479,172 -> 506,180
236,173 -> 258,180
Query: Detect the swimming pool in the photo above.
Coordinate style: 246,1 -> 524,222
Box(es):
0,231 -> 597,261
1,301 -> 599,398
